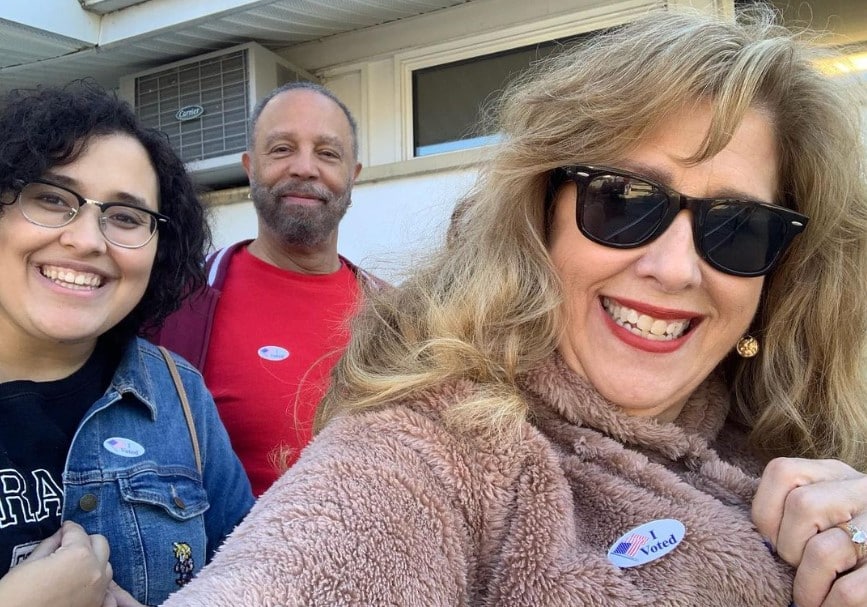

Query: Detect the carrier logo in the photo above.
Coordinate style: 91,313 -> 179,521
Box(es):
175,105 -> 205,121
607,518 -> 685,568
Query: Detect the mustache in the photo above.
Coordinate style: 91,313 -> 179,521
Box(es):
270,180 -> 330,201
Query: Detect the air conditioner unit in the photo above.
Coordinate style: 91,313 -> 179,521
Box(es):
119,42 -> 318,188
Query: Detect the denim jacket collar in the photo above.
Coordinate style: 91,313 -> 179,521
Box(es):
104,338 -> 160,420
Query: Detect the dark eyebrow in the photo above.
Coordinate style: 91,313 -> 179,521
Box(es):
43,172 -> 154,209
617,161 -> 775,205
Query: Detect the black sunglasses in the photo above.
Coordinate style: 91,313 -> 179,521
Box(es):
551,165 -> 809,277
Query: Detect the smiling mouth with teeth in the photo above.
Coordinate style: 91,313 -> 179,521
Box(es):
40,265 -> 104,291
602,297 -> 692,341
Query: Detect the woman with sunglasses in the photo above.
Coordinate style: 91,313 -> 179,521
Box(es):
163,7 -> 867,607
0,82 -> 253,607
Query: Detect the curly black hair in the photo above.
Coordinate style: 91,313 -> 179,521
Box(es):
0,80 -> 210,343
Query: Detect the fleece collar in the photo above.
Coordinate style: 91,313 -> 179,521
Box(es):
519,353 -> 760,505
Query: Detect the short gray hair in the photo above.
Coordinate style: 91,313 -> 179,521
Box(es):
248,81 -> 359,159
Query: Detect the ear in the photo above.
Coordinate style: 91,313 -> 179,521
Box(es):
352,162 -> 362,181
241,152 -> 253,181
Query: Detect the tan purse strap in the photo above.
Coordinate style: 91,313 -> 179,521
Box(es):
158,346 -> 203,475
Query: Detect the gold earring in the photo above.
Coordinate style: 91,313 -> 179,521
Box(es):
736,335 -> 759,358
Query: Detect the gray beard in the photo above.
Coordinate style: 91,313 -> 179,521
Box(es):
250,178 -> 351,248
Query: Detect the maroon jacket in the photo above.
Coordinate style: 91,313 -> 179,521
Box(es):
151,240 -> 383,370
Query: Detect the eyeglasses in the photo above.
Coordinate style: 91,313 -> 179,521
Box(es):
5,179 -> 169,249
552,165 -> 809,277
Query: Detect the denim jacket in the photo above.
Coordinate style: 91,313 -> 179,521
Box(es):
61,337 -> 254,606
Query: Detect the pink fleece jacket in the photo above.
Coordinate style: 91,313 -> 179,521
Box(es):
162,354 -> 793,606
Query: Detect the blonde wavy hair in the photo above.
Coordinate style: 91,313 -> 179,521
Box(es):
316,6 -> 867,469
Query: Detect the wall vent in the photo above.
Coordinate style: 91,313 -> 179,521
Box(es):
120,42 -> 317,188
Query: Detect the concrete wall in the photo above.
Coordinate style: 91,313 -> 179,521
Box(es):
210,167 -> 478,282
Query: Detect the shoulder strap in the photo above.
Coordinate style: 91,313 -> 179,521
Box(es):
157,346 -> 203,475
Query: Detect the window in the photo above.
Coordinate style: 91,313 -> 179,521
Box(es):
398,0 -> 663,161
411,33 -> 595,157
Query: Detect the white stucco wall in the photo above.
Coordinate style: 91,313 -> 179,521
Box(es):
209,168 -> 478,283
338,169 -> 478,280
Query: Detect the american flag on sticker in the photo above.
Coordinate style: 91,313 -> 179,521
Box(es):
612,533 -> 649,557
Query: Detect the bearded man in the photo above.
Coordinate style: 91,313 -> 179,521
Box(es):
154,83 -> 381,495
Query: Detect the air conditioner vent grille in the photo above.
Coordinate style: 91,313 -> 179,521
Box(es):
134,49 -> 250,163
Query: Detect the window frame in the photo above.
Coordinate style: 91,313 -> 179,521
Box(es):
396,0 -> 664,161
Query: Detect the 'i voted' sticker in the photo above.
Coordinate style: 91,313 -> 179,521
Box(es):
103,437 -> 145,458
258,345 -> 290,361
607,518 -> 685,568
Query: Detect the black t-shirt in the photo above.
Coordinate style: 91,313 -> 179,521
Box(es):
0,344 -> 115,576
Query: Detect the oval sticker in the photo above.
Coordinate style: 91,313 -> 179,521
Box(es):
258,345 -> 290,361
607,518 -> 685,568
103,437 -> 145,458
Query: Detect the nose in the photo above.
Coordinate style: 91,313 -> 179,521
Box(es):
58,205 -> 108,254
287,149 -> 320,180
633,211 -> 702,291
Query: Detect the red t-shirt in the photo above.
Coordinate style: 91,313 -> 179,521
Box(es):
203,247 -> 360,495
